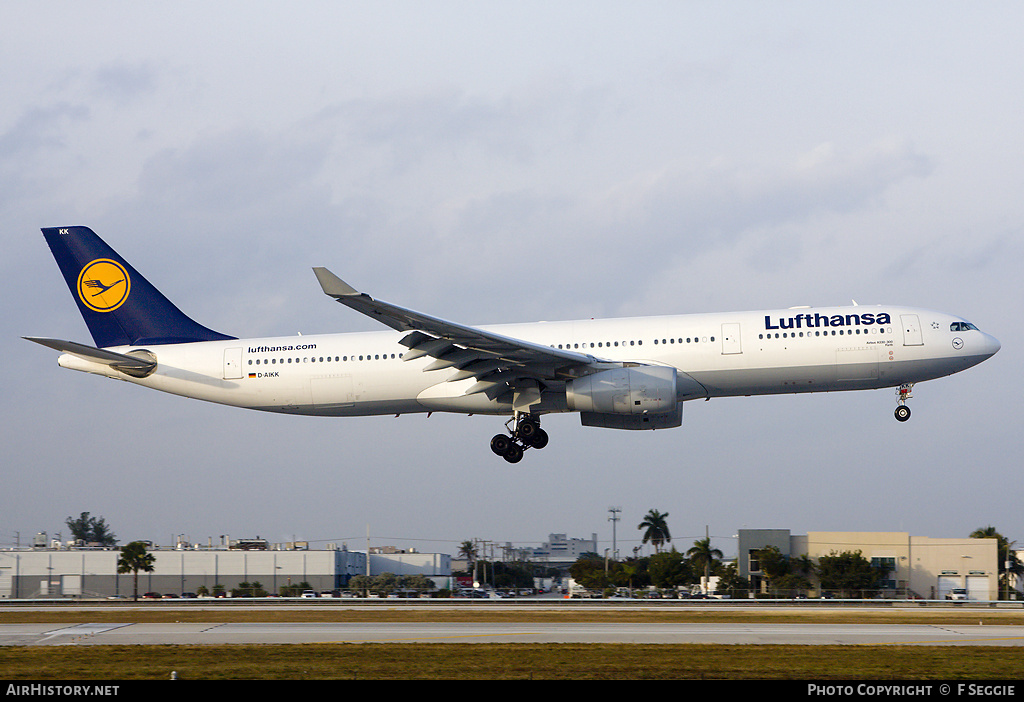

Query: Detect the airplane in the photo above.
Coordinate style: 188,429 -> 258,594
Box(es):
26,226 -> 1001,463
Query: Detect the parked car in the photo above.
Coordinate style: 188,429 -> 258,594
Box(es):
946,588 -> 969,601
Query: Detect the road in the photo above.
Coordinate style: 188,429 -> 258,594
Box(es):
3,600 -> 1022,646
3,620 -> 1024,646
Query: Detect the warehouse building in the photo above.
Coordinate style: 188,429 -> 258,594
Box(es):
0,539 -> 450,599
737,529 -> 1000,600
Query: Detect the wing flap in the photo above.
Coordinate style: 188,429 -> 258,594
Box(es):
312,268 -> 613,412
313,267 -> 596,372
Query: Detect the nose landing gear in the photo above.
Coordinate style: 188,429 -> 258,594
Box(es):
490,414 -> 549,463
894,384 -> 913,422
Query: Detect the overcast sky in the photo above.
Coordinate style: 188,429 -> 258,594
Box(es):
3,2 -> 1021,561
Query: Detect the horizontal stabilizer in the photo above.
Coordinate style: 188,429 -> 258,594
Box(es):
24,337 -> 156,376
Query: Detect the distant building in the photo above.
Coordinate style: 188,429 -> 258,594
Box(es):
0,540 -> 450,599
738,529 -> 999,600
368,547 -> 451,586
519,533 -> 599,564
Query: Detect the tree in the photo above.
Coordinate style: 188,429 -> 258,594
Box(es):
638,509 -> 671,553
715,562 -> 750,597
753,546 -> 790,581
687,537 -> 724,592
65,512 -> 117,547
457,540 -> 481,582
349,575 -> 372,596
117,541 -> 155,601
618,561 -> 640,596
970,526 -> 1023,599
372,572 -> 400,597
458,540 -> 477,566
486,561 -> 535,589
749,546 -> 812,596
279,581 -> 312,597
816,550 -> 881,598
398,574 -> 437,595
569,554 -> 608,590
351,572 -> 423,597
793,554 -> 816,579
648,548 -> 692,590
232,581 -> 268,597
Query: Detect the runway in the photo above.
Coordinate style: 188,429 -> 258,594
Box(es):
4,621 -> 1024,646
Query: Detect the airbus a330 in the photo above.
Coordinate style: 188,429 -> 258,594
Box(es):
27,226 -> 1000,462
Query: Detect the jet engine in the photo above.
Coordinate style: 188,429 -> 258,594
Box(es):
565,365 -> 677,415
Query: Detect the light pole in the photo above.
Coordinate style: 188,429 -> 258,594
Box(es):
608,507 -> 621,561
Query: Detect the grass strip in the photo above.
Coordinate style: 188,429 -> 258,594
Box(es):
2,642 -> 1023,680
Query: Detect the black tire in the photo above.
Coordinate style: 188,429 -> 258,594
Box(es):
895,405 -> 911,422
490,434 -> 512,456
517,418 -> 538,440
503,443 -> 524,463
528,428 -> 549,449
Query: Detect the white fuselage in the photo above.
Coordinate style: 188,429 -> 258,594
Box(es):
58,304 -> 1000,419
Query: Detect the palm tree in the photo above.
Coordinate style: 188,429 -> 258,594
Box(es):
638,510 -> 671,553
686,537 -> 724,592
117,541 -> 155,601
458,540 -> 478,562
458,540 -> 479,585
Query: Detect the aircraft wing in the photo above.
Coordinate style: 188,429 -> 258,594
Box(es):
313,267 -> 599,404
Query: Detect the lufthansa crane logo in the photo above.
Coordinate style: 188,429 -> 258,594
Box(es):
77,259 -> 130,313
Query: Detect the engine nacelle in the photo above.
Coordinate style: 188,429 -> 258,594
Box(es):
580,403 -> 682,430
566,366 -> 677,415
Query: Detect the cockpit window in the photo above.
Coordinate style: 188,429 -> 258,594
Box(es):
950,321 -> 979,332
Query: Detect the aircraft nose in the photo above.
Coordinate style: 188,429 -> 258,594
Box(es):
982,332 -> 1001,358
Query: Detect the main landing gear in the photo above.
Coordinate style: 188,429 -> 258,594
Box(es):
490,414 -> 549,463
894,383 -> 913,422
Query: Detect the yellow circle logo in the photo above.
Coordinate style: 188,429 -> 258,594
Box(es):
77,259 -> 131,313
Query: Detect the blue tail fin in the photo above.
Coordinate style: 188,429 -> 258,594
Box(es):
42,226 -> 235,347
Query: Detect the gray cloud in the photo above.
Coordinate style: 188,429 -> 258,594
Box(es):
92,61 -> 159,104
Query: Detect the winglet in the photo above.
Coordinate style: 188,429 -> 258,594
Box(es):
312,267 -> 359,298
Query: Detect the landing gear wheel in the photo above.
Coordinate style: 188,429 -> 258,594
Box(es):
894,384 -> 914,423
517,417 -> 539,441
503,443 -> 524,463
527,427 -> 549,449
490,434 -> 512,456
490,414 -> 549,461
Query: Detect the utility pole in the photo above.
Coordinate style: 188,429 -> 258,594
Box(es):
608,507 -> 621,561
704,525 -> 710,594
476,539 -> 492,589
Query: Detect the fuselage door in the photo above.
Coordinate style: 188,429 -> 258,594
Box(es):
223,347 -> 243,379
721,323 -> 742,354
900,314 -> 924,346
